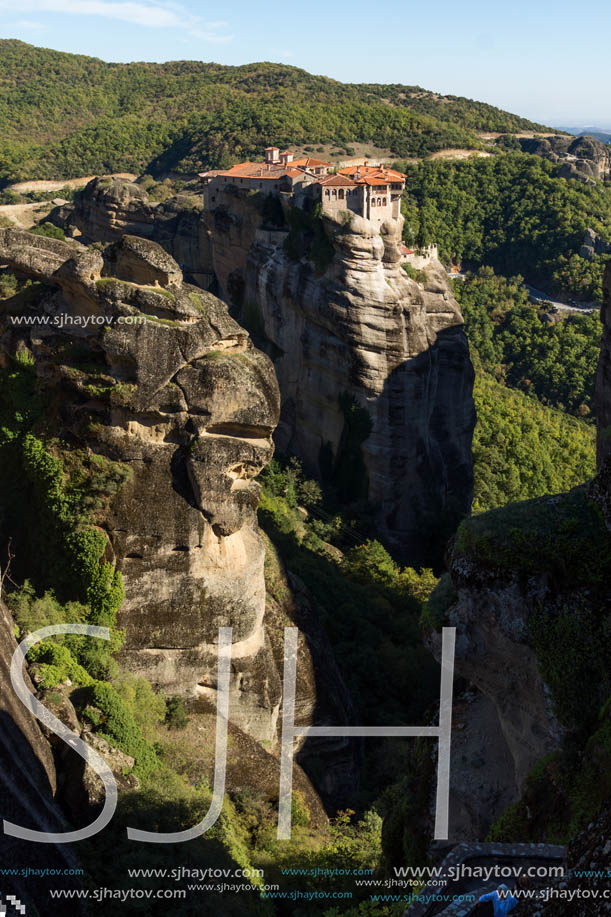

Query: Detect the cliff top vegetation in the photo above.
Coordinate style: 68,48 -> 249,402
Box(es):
0,40 -> 550,184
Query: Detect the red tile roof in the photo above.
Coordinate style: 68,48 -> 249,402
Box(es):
319,174 -> 358,187
338,164 -> 407,185
201,150 -> 332,183
290,157 -> 333,169
207,161 -> 302,180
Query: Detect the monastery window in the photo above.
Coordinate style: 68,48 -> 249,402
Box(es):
325,189 -> 330,198
338,189 -> 344,199
372,199 -> 376,207
332,189 -> 337,197
383,197 -> 387,205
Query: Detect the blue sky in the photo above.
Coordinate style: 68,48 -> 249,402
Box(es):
0,0 -> 609,126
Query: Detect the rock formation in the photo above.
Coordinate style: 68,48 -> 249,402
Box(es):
579,227 -> 611,262
0,600 -> 86,912
58,178 -> 476,564
205,187 -> 475,563
516,806 -> 611,915
520,134 -> 611,183
425,262 -> 611,843
0,230 -> 357,784
58,177 -> 214,288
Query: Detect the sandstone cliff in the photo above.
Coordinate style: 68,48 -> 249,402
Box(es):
425,262 -> 611,843
206,188 -> 475,564
62,177 -> 214,288
520,134 -> 611,183
0,600 -> 86,912
0,230 -> 357,787
62,179 -> 476,564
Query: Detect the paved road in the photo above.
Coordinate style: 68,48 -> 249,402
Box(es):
524,284 -> 598,314
447,273 -> 598,314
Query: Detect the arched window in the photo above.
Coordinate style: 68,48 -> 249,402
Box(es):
325,189 -> 330,198
332,189 -> 337,197
371,198 -> 376,207
338,188 -> 344,199
383,197 -> 387,205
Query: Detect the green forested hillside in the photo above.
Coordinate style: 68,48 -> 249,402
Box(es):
455,268 -> 601,415
401,154 -> 611,298
0,40 -> 548,183
472,372 -> 596,512
454,270 -> 598,510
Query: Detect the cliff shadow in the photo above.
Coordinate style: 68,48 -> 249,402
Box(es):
373,324 -> 475,568
0,710 -> 86,914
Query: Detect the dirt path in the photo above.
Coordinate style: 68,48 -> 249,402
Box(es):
429,149 -> 492,161
477,131 -> 567,141
7,173 -> 137,193
0,201 -> 56,229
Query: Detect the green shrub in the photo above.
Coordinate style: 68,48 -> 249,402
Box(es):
165,695 -> 189,731
84,681 -> 161,778
422,572 -> 456,632
0,271 -> 18,299
28,642 -> 94,688
290,790 -> 310,828
9,582 -> 87,636
29,222 -> 65,240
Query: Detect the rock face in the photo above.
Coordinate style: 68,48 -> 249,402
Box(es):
516,806 -> 611,915
520,134 -> 611,182
428,547 -> 565,842
70,177 -> 156,241
56,179 -> 476,564
64,178 -> 214,288
206,188 -> 475,563
0,230 -> 354,769
579,227 -> 611,262
422,263 -> 611,845
0,601 -> 85,912
34,684 -> 139,822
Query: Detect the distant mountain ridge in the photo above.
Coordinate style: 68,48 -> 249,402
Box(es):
0,39 -> 551,184
556,126 -> 611,144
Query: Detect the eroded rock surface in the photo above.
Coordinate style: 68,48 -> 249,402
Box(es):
0,600 -> 85,912
521,134 -> 611,182
56,179 -> 476,564
206,189 -> 475,563
0,230 -> 353,764
428,549 -> 566,841
61,177 -> 213,287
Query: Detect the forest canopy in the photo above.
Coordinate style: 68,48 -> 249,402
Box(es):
0,40 -> 549,183
455,268 -> 601,416
400,154 -> 611,299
